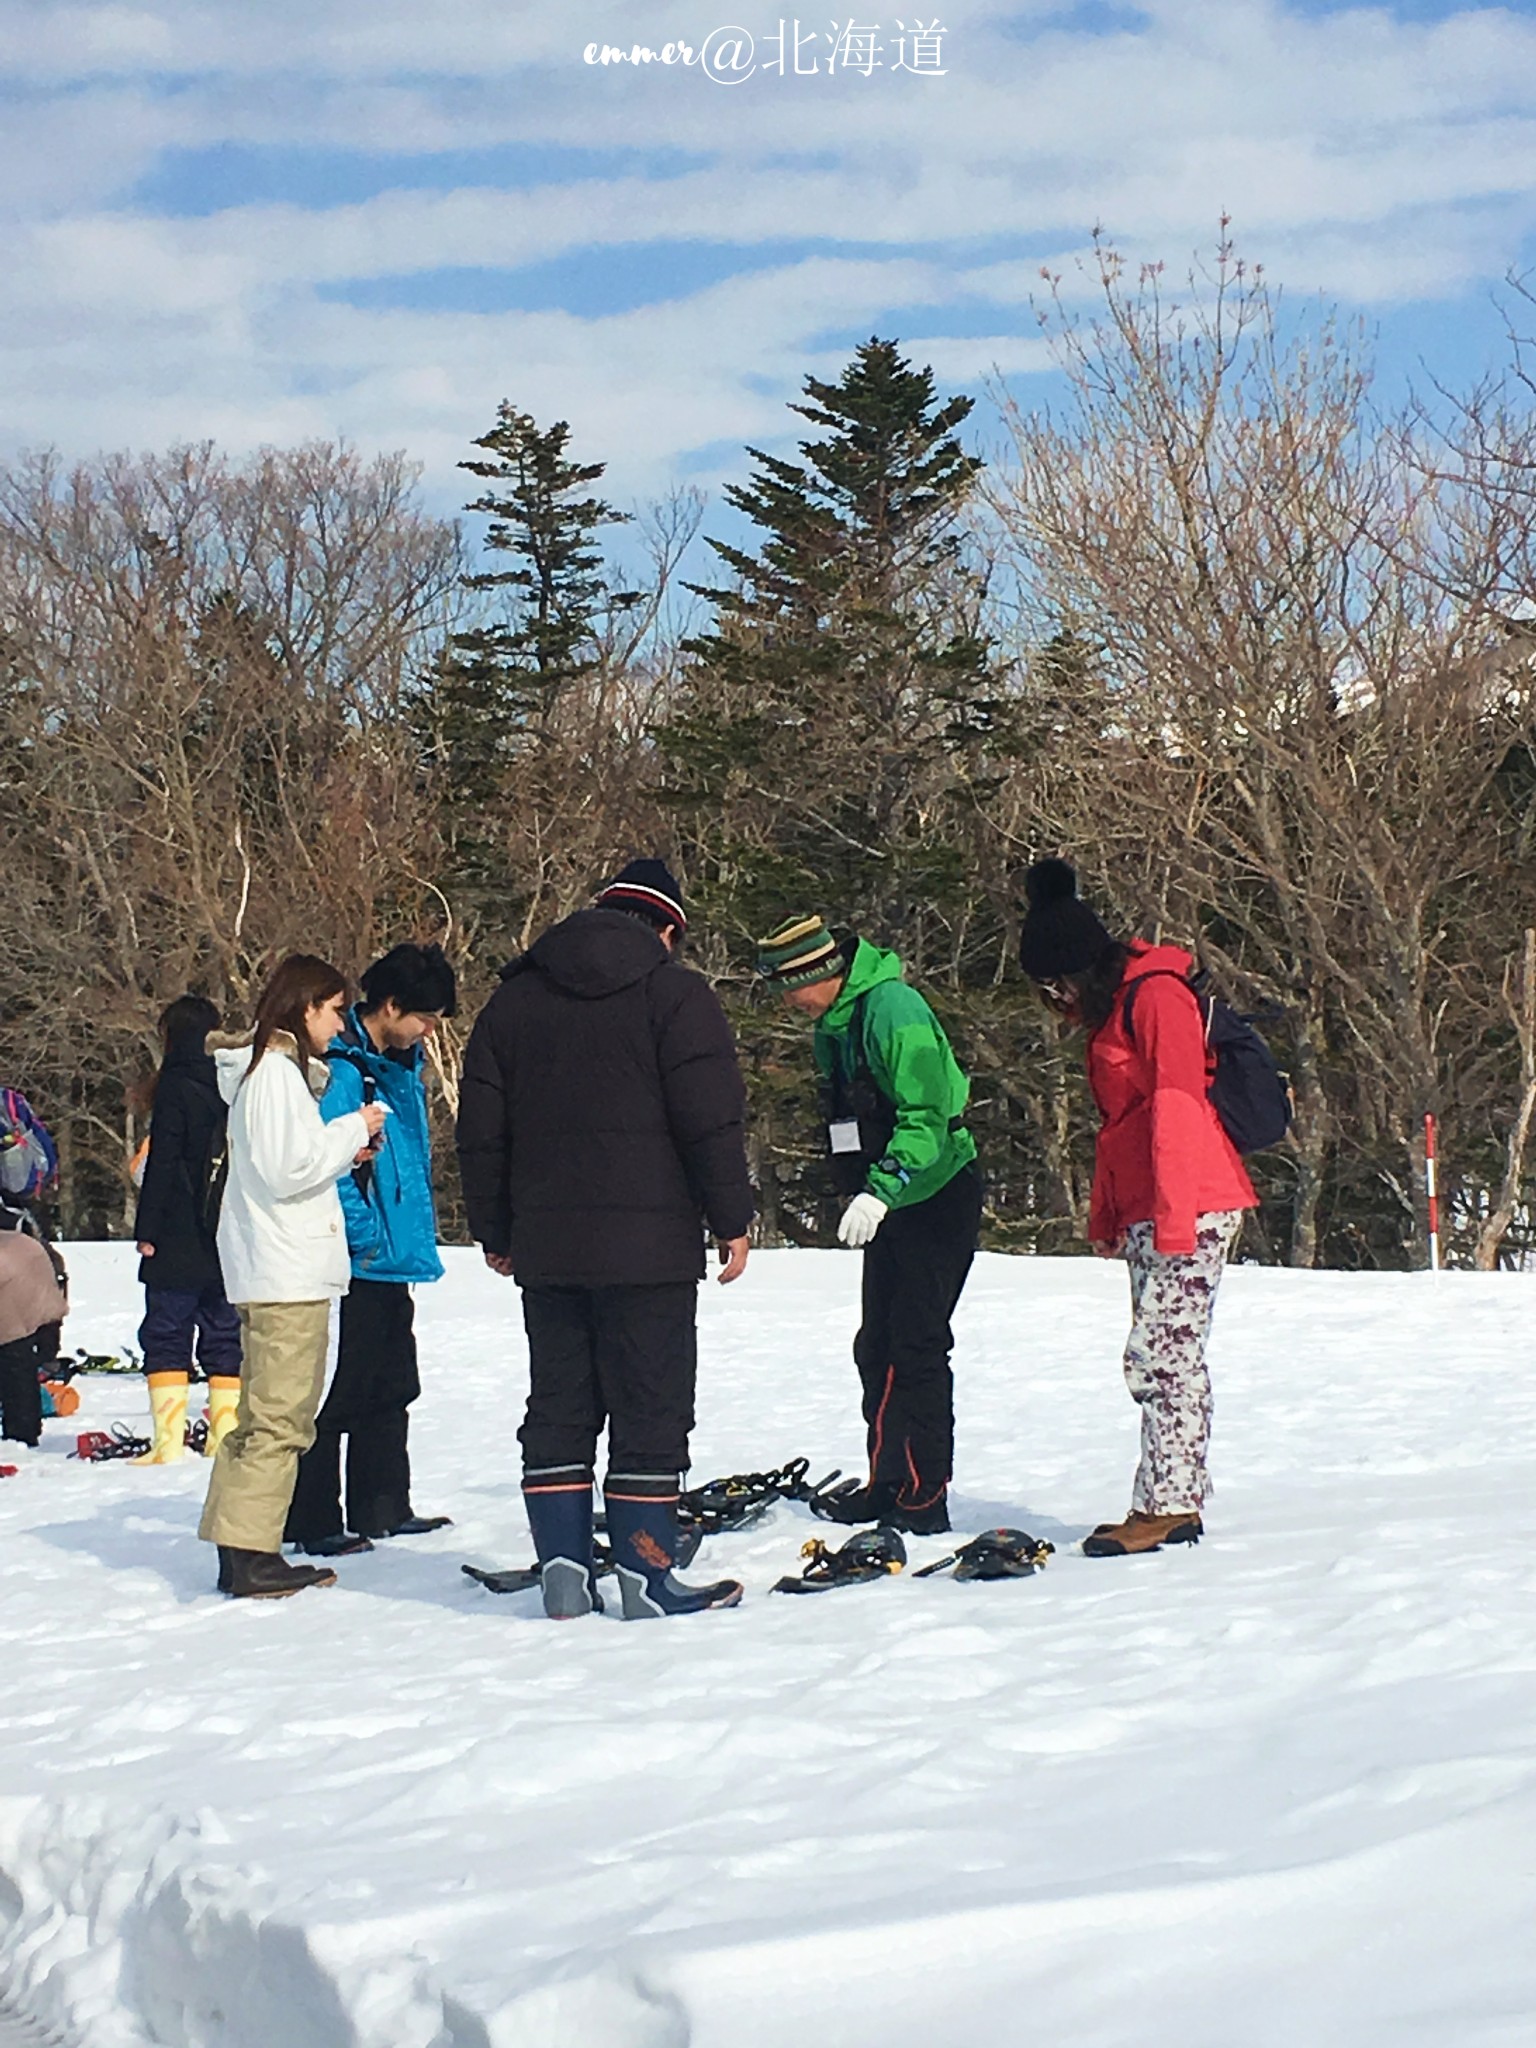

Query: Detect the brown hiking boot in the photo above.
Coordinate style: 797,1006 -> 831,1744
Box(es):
1082,1509 -> 1202,1558
219,1546 -> 338,1598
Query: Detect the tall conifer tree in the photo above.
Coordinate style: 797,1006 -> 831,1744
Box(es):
414,404 -> 637,944
659,338 -> 1000,949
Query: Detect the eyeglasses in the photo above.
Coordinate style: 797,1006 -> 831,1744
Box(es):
1039,979 -> 1071,1002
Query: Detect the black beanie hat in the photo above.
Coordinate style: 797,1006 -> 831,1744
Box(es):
597,858 -> 687,933
359,942 -> 458,1017
1018,859 -> 1116,979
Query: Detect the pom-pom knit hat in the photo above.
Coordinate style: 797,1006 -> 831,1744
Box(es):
1017,860 -> 1116,979
597,858 -> 688,933
756,914 -> 847,991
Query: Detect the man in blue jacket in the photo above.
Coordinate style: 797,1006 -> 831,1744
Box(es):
285,943 -> 457,1556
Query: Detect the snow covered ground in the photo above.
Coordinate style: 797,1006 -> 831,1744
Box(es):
2,1245 -> 1534,2048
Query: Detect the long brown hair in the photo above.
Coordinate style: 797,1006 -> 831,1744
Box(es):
1074,941 -> 1134,1033
1040,941 -> 1134,1035
247,954 -> 347,1083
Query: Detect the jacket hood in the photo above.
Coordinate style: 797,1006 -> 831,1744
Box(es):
1123,939 -> 1195,983
332,1005 -> 424,1074
513,907 -> 668,1000
208,1029 -> 330,1104
161,1031 -> 216,1075
822,936 -> 905,1032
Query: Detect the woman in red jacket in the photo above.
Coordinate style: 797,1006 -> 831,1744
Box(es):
1019,860 -> 1255,1556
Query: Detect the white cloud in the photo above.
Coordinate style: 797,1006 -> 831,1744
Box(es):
1,0 -> 1535,504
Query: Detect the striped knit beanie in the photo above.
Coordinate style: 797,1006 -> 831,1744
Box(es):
597,858 -> 687,933
756,914 -> 846,990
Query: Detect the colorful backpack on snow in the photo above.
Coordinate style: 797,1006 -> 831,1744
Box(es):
0,1087 -> 58,1200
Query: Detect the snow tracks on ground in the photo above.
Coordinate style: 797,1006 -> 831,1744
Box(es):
3,1248 -> 1536,2046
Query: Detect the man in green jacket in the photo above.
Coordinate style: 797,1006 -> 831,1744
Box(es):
757,915 -> 982,1535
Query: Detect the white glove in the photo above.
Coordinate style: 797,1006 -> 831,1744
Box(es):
837,1192 -> 889,1247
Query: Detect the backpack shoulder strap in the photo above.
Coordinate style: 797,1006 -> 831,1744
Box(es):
1121,969 -> 1206,1047
326,1034 -> 378,1103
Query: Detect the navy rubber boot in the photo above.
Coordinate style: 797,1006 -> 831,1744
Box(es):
603,1474 -> 743,1619
522,1465 -> 603,1618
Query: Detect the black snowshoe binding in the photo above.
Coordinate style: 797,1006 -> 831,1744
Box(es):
913,1528 -> 1054,1581
678,1457 -> 831,1538
772,1525 -> 907,1594
56,1348 -> 142,1380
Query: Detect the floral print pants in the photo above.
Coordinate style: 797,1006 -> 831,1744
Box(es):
1121,1210 -> 1242,1514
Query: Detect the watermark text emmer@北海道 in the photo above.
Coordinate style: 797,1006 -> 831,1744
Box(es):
582,19 -> 949,83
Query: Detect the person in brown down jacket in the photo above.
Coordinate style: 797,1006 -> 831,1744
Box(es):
0,1228 -> 68,1450
456,860 -> 754,1622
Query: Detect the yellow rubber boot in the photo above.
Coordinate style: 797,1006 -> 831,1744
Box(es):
204,1376 -> 242,1456
134,1372 -> 190,1464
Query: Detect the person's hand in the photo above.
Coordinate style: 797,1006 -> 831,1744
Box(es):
838,1192 -> 889,1248
484,1250 -> 515,1277
136,1242 -> 154,1257
1092,1234 -> 1127,1259
716,1235 -> 750,1284
359,1102 -> 388,1139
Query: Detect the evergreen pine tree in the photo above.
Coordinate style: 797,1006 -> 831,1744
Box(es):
412,405 -> 638,951
658,338 -> 1002,951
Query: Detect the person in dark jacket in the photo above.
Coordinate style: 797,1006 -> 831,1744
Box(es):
456,858 -> 754,1621
1018,860 -> 1256,1557
285,943 -> 457,1557
133,995 -> 241,1464
757,914 -> 982,1537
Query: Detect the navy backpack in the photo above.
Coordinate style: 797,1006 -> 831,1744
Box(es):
1122,971 -> 1292,1156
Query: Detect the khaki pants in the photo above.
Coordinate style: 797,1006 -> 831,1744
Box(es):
198,1300 -> 333,1552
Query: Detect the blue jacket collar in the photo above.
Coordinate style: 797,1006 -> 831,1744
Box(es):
331,1005 -> 424,1074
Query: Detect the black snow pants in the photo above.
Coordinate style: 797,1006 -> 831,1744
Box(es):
518,1281 -> 698,1476
854,1161 -> 981,1510
0,1333 -> 42,1448
285,1279 -> 421,1541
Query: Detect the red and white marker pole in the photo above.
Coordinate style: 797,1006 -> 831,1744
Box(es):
1424,1111 -> 1441,1272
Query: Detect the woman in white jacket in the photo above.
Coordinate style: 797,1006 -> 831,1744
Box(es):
198,955 -> 386,1599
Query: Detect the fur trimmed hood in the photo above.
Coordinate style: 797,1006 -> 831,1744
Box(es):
209,1029 -> 331,1104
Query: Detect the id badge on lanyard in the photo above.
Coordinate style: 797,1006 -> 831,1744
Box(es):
828,1118 -> 862,1156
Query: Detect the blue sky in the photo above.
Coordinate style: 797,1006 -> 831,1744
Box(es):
3,0 -> 1536,530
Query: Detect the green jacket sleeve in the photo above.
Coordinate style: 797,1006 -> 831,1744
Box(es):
861,983 -> 965,1208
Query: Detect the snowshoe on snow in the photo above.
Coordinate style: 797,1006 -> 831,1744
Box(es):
461,1560 -> 549,1595
913,1528 -> 1054,1580
72,1422 -> 152,1461
58,1348 -> 140,1378
772,1526 -> 907,1593
461,1544 -> 617,1598
460,1525 -> 705,1599
679,1457 -> 833,1537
